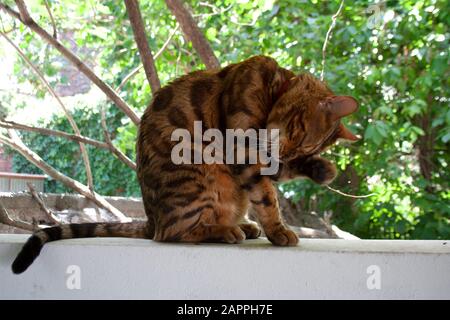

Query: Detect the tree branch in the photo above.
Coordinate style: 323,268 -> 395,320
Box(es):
0,1 -> 141,125
0,30 -> 95,192
0,131 -> 132,222
124,0 -> 160,93
0,120 -> 108,148
165,0 -> 220,69
320,0 -> 345,81
116,66 -> 143,92
116,23 -> 179,91
100,107 -> 137,171
43,0 -> 57,39
27,182 -> 61,225
14,0 -> 31,23
0,120 -> 137,170
0,199 -> 38,232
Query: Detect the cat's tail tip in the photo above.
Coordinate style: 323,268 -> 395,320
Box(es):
11,235 -> 44,274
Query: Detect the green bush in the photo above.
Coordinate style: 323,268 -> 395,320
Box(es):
8,104 -> 140,197
3,0 -> 449,239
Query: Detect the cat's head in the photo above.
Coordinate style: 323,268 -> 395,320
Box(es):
267,73 -> 359,162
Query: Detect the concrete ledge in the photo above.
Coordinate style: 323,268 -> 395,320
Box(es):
0,235 -> 449,299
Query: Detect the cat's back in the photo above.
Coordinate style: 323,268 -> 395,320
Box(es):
140,55 -> 280,131
136,55 -> 281,169
144,69 -> 221,128
136,68 -> 223,178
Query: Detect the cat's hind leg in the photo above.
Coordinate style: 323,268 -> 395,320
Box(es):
157,220 -> 246,244
154,203 -> 246,244
153,163 -> 248,244
183,224 -> 246,244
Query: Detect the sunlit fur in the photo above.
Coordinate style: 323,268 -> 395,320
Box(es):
11,56 -> 358,274
136,55 -> 357,245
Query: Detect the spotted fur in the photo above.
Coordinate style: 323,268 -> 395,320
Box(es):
137,55 -> 358,245
12,55 -> 358,274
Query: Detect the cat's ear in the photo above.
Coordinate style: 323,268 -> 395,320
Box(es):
326,96 -> 359,121
337,123 -> 359,142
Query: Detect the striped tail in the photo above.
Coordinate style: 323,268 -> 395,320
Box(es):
12,221 -> 151,274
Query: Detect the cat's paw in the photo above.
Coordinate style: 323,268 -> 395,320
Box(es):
239,222 -> 261,239
266,227 -> 299,246
306,157 -> 337,185
222,226 -> 246,244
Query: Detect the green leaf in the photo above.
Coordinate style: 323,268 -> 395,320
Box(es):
364,124 -> 382,145
442,132 -> 450,143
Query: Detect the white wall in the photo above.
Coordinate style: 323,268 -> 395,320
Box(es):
0,234 -> 449,299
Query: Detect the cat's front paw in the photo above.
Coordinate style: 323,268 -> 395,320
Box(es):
222,226 -> 246,244
306,156 -> 337,185
266,227 -> 299,246
239,222 -> 261,239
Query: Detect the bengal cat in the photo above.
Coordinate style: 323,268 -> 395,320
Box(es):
12,55 -> 358,274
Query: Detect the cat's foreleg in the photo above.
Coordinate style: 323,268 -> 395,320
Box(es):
247,177 -> 298,246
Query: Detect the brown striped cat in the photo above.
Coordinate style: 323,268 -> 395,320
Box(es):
12,55 -> 358,274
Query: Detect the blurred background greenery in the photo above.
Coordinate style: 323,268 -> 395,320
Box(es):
0,0 -> 448,239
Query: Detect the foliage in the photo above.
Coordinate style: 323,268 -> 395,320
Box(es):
7,104 -> 140,197
1,0 -> 449,239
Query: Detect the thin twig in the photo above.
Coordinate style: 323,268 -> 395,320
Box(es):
0,1 -> 140,124
100,106 -> 114,146
0,199 -> 39,232
320,0 -> 345,81
31,217 -> 39,229
0,30 -> 95,192
0,88 -> 35,97
116,66 -> 143,92
0,131 -> 132,222
153,23 -> 179,56
43,0 -> 57,39
116,24 -> 179,91
0,120 -> 109,148
175,48 -> 181,77
0,120 -> 136,169
27,182 -> 61,225
194,3 -> 233,18
322,211 -> 334,235
100,106 -> 137,171
0,11 -> 16,34
326,185 -> 375,199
